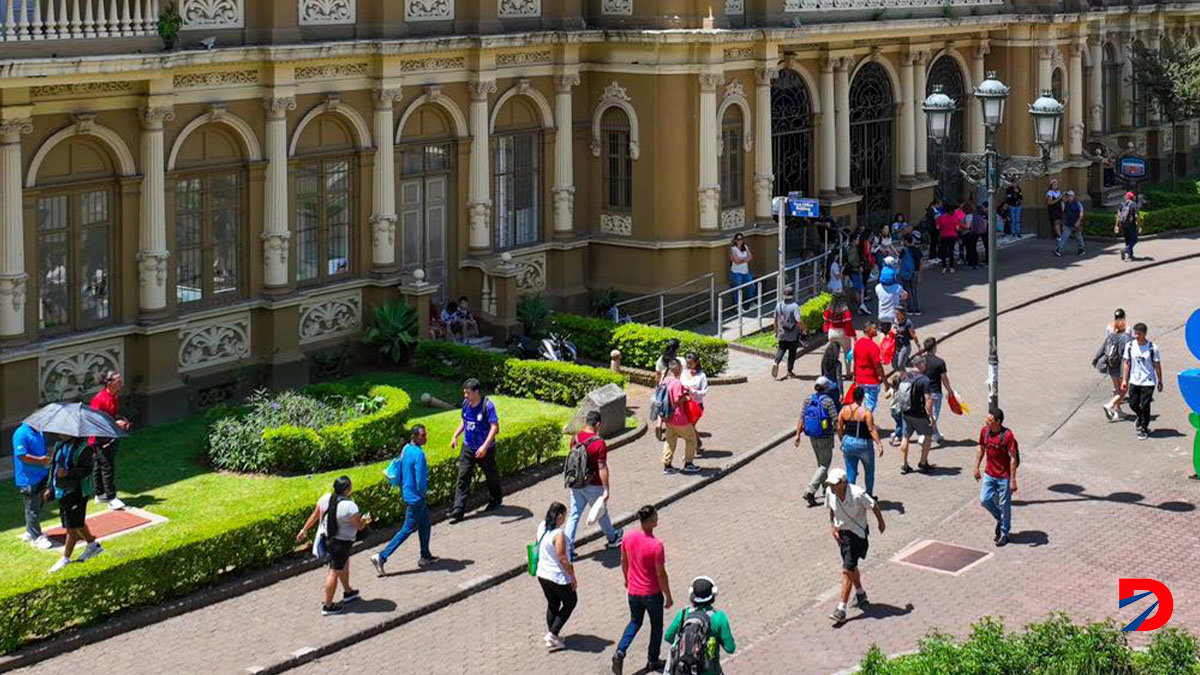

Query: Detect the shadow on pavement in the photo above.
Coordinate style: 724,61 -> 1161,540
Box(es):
876,499 -> 905,514
384,557 -> 475,577
345,598 -> 397,614
840,602 -> 915,626
583,547 -> 622,570
560,633 -> 614,653
1011,483 -> 1196,512
1149,428 -> 1186,439
696,449 -> 733,460
920,465 -> 962,477
1008,530 -> 1049,547
472,505 -> 533,524
934,439 -> 978,449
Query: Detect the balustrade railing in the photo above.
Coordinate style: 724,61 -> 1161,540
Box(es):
0,0 -> 159,41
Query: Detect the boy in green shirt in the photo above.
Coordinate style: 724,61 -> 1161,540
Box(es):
664,576 -> 736,674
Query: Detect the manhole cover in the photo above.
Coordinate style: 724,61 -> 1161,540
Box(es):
44,507 -> 165,545
893,540 -> 991,576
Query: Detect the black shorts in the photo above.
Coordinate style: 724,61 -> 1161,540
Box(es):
838,530 -> 869,571
60,494 -> 87,530
326,537 -> 353,571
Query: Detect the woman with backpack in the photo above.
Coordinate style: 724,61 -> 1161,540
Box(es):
836,387 -> 884,498
1095,309 -> 1134,421
297,475 -> 368,615
534,501 -> 577,652
48,436 -> 103,573
664,576 -> 736,674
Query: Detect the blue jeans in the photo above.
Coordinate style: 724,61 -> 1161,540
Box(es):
859,384 -> 880,413
380,499 -> 432,562
1054,223 -> 1084,252
564,484 -> 617,559
730,272 -> 755,306
928,393 -> 943,440
890,409 -> 905,440
842,436 -> 876,496
1123,223 -> 1138,258
617,593 -> 664,662
980,475 -> 1012,535
1009,206 -> 1022,236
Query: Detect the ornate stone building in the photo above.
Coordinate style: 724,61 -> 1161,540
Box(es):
0,0 -> 1195,426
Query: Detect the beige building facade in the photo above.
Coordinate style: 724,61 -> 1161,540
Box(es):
0,0 -> 1196,426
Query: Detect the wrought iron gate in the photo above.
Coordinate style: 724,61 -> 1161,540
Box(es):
850,62 -> 894,229
771,69 -> 814,198
927,56 -> 965,204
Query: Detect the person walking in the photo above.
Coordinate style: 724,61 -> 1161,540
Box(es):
89,369 -> 131,511
449,378 -> 502,522
972,201 -> 990,266
48,436 -> 103,573
1096,309 -> 1134,421
921,337 -> 956,446
1122,322 -> 1163,440
370,425 -> 435,576
875,264 -> 906,336
837,387 -> 884,498
297,476 -> 367,615
821,341 -> 845,405
974,409 -> 1019,547
1046,178 -> 1064,239
923,197 -> 944,263
12,423 -> 53,550
853,322 -> 886,413
681,352 -> 709,451
664,576 -> 736,675
898,355 -> 936,475
1005,184 -> 1024,239
613,505 -> 673,675
823,294 -> 856,374
1052,190 -> 1086,257
825,468 -> 886,625
899,234 -> 923,316
1117,191 -> 1141,261
845,226 -> 870,316
935,205 -> 961,273
729,233 -> 754,308
889,306 -> 919,374
661,360 -> 699,475
772,286 -> 803,380
534,502 -> 578,652
798,377 -> 840,507
562,411 -> 623,556
962,205 -> 981,269
654,338 -> 684,386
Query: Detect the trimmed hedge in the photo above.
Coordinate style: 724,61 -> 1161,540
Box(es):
0,416 -> 564,653
553,314 -> 617,361
411,341 -> 626,406
551,315 -> 730,375
1083,203 -> 1200,238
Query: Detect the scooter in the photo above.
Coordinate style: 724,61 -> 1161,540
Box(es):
505,332 -> 578,362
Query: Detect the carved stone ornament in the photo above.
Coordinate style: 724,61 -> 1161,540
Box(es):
468,202 -> 492,242
0,274 -> 28,313
406,0 -> 454,21
181,0 -> 244,28
785,0 -> 1000,8
142,107 -> 176,129
470,80 -> 498,101
496,51 -> 553,67
724,47 -> 753,61
174,70 -> 258,89
699,73 -> 724,92
39,339 -> 123,404
721,208 -> 746,231
753,174 -> 773,209
374,88 -> 404,108
600,213 -> 632,236
299,289 -> 363,345
399,57 -> 466,73
591,82 -> 639,160
498,0 -> 541,18
698,186 -> 720,226
31,81 -> 134,98
295,63 -> 369,81
602,81 -> 630,103
725,0 -> 744,14
261,231 -> 291,267
510,253 -> 547,292
552,186 -> 575,222
299,0 -> 355,25
178,314 -> 251,373
0,117 -> 33,143
603,0 -> 632,15
370,216 -> 397,251
555,74 -> 581,92
263,96 -> 298,119
136,251 -> 169,290
724,80 -> 746,101
755,67 -> 779,85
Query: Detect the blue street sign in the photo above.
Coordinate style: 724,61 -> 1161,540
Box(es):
1118,156 -> 1148,181
787,197 -> 820,219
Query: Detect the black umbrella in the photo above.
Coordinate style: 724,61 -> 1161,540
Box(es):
22,402 -> 126,439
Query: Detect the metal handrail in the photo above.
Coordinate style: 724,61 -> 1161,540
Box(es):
612,271 -> 717,329
714,250 -> 833,338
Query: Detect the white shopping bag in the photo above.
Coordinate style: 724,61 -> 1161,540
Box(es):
586,496 -> 607,526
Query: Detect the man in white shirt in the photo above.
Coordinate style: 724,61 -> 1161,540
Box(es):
825,468 -> 886,625
1121,322 -> 1163,440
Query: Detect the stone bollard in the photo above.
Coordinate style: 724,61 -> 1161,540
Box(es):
610,349 -> 622,372
420,392 -> 455,410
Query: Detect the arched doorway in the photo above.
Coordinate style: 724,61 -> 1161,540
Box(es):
770,69 -> 814,198
850,62 -> 894,229
926,55 -> 966,203
397,104 -> 455,294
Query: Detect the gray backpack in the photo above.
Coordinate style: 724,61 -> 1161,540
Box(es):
777,302 -> 800,341
563,436 -> 600,489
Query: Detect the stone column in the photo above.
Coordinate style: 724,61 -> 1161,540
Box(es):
1037,46 -> 1054,97
899,53 -> 916,181
698,72 -> 723,231
914,51 -> 931,176
468,78 -> 497,251
552,73 -> 580,234
1148,32 -> 1162,125
753,65 -> 778,218
1088,38 -> 1104,133
1068,42 -> 1084,157
262,95 -> 296,290
0,117 -> 32,340
969,47 -> 986,154
1120,38 -> 1134,128
137,106 -> 174,315
835,57 -> 851,194
819,60 -> 836,197
370,87 -> 402,273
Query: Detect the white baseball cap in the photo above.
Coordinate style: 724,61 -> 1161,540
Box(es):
825,467 -> 848,485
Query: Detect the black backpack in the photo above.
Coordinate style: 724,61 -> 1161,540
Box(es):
670,608 -> 712,675
563,436 -> 600,489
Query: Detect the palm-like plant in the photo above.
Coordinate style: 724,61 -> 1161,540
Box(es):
362,302 -> 419,364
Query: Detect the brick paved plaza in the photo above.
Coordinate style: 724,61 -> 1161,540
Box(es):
10,235 -> 1200,674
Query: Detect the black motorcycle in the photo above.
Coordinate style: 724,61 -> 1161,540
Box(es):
504,332 -> 578,362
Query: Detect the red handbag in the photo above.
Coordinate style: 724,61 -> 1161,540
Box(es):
686,400 -> 704,424
879,333 -> 896,364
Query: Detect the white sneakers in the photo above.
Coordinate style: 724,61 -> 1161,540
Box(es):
544,632 -> 566,652
32,536 -> 54,550
107,498 -> 127,511
78,541 -> 104,562
49,557 -> 71,573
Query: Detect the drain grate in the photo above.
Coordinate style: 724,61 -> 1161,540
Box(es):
894,540 -> 991,576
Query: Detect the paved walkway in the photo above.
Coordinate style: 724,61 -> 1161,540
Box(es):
13,234 -> 1200,674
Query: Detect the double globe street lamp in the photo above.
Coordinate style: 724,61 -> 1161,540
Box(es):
922,71 -> 1064,412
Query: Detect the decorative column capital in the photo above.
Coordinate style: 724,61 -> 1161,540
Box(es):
369,216 -> 397,250
0,273 -> 28,313
699,72 -> 724,92
373,87 -> 404,109
135,251 -> 169,290
902,52 -> 917,68
833,55 -> 855,72
469,80 -> 497,102
972,45 -> 989,61
755,66 -> 779,85
0,117 -> 33,144
912,50 -> 930,66
261,230 -> 291,266
263,96 -> 297,120
554,73 -> 581,93
141,106 -> 176,130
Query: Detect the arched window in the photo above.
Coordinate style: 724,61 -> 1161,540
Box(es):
720,106 -> 744,209
602,107 -> 633,212
397,105 -> 454,290
1103,44 -> 1119,133
171,124 -> 247,308
770,69 -> 814,198
493,97 -> 542,250
34,138 -> 117,335
293,115 -> 356,285
927,55 -> 967,202
849,62 -> 895,229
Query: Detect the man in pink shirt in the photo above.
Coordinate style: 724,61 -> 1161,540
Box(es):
612,505 -> 673,675
660,360 -> 698,474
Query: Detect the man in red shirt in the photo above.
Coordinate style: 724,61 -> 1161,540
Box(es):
974,408 -> 1019,547
612,505 -> 672,675
89,370 -> 131,511
563,411 -> 623,559
853,322 -> 885,413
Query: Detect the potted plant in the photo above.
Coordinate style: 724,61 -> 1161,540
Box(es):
158,2 -> 182,51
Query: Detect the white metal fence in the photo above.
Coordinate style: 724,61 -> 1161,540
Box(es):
609,273 -> 716,330
714,250 -> 833,338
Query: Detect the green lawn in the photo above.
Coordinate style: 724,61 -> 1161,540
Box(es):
736,330 -> 776,352
0,372 -> 572,592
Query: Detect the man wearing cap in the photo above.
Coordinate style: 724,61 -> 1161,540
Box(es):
797,376 -> 840,508
825,467 -> 885,625
664,576 -> 736,674
1117,191 -> 1141,261
1052,190 -> 1086,258
771,286 -> 803,380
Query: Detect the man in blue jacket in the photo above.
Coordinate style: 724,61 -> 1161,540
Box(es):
13,424 -> 53,549
370,425 -> 436,575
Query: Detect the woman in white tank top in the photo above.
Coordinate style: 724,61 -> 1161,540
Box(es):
535,502 -> 576,651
